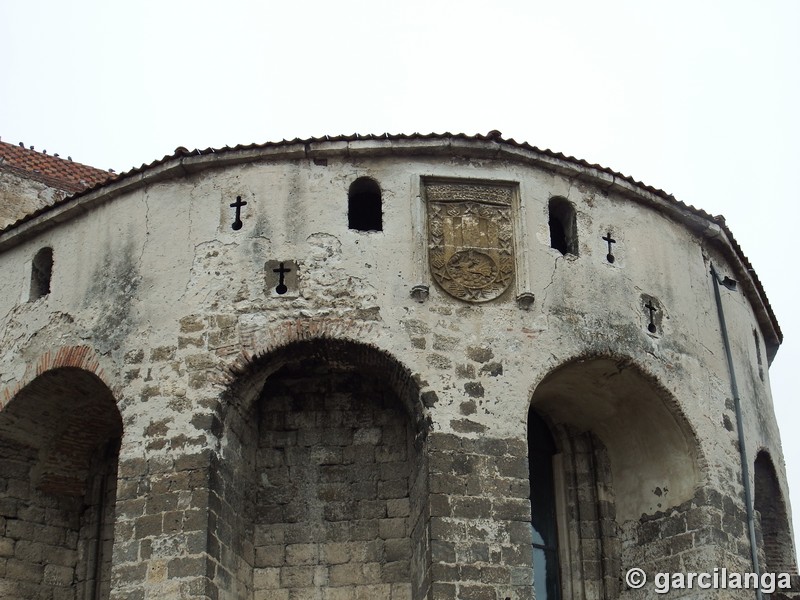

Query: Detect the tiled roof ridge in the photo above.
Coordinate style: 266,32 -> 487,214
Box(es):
0,138 -> 114,193
0,131 -> 782,347
3,131 -> 695,218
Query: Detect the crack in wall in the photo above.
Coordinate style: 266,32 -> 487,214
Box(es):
541,256 -> 559,307
137,191 -> 151,273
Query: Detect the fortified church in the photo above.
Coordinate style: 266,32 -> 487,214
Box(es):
0,133 -> 797,599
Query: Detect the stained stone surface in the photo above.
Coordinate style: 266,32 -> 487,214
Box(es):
0,135 -> 795,599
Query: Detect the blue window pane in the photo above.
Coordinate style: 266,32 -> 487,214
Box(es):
533,547 -> 549,600
529,410 -> 561,599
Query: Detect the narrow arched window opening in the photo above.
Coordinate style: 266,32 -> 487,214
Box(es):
753,329 -> 765,382
548,198 -> 577,255
348,177 -> 382,231
30,247 -> 53,300
529,410 -> 562,600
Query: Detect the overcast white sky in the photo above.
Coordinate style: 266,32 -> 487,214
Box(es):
2,0 -> 798,565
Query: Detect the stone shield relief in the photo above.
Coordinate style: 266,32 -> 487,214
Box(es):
425,180 -> 515,302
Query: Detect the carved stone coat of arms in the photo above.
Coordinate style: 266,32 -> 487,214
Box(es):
424,179 -> 515,302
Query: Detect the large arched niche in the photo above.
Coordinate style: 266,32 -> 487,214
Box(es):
0,367 -> 122,600
529,356 -> 702,523
216,337 -> 432,600
754,450 -> 797,573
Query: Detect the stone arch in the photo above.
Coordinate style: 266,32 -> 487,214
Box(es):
529,355 -> 702,520
754,450 -> 797,573
214,337 -> 431,600
528,355 -> 703,598
225,336 -> 430,436
1,345 -> 110,408
0,365 -> 122,600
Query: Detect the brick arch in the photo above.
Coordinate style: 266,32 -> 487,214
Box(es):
226,321 -> 432,436
0,366 -> 122,496
1,345 -> 112,410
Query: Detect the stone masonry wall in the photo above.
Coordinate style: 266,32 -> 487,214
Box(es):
556,429 -> 620,600
0,138 -> 796,600
425,432 -> 534,600
79,442 -> 120,600
209,409 -> 255,600
755,452 -> 798,574
0,437 -> 84,599
0,437 -> 119,599
250,363 -> 420,599
623,488 -> 756,596
0,367 -> 122,600
111,450 -> 211,600
0,168 -> 67,230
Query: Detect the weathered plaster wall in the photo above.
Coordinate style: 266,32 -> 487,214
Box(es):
0,143 -> 795,598
0,169 -> 68,230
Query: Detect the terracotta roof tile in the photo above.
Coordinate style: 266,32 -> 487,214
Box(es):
0,139 -> 113,193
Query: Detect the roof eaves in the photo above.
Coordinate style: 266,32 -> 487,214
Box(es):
0,163 -> 84,194
0,132 -> 782,350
